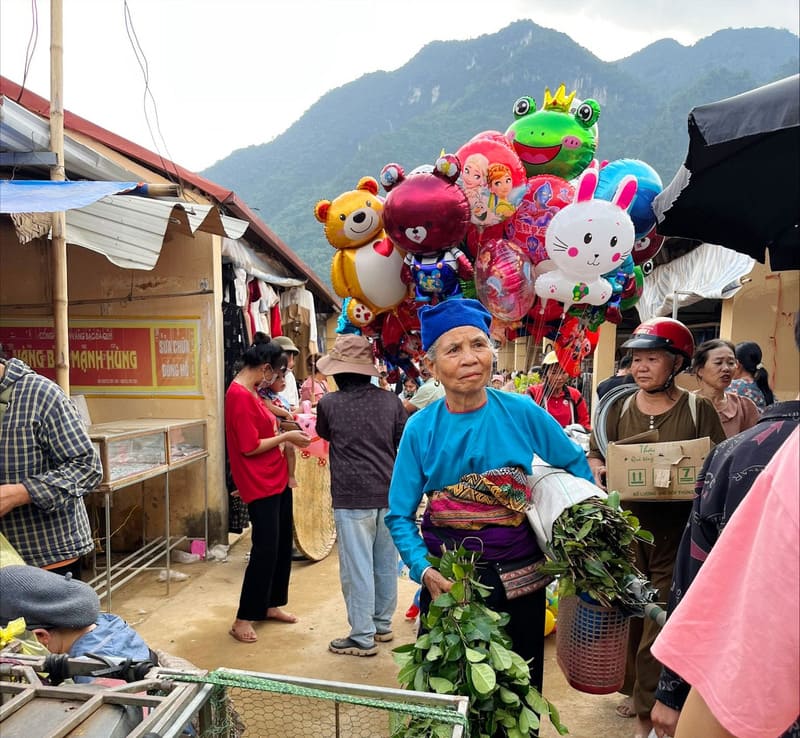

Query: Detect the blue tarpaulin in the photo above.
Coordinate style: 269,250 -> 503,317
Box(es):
0,180 -> 140,213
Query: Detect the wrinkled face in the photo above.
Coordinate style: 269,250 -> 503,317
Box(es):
697,346 -> 737,390
630,349 -> 681,390
428,326 -> 493,397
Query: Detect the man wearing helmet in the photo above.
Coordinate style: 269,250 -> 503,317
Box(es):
587,317 -> 726,738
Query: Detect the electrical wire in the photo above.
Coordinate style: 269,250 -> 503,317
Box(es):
14,0 -> 40,103
122,0 -> 183,190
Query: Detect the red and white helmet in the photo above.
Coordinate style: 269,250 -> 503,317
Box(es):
622,317 -> 694,371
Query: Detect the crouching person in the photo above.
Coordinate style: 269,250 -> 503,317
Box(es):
0,564 -> 153,670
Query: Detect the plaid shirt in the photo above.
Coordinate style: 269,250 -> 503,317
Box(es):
0,358 -> 102,567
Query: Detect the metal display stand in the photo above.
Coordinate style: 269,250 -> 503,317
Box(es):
86,419 -> 208,610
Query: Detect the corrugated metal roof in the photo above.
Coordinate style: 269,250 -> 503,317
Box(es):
0,77 -> 340,310
64,195 -> 249,270
1,96 -> 139,181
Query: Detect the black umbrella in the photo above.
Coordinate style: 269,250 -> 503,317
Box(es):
653,74 -> 799,271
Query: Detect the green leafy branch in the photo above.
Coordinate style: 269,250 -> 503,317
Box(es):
537,490 -> 655,609
392,545 -> 568,738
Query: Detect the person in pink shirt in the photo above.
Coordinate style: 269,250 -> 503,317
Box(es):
652,428 -> 799,738
300,353 -> 329,409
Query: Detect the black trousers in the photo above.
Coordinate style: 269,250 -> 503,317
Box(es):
236,488 -> 294,621
419,560 -> 547,687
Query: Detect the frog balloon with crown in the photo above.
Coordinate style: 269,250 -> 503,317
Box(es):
505,84 -> 601,180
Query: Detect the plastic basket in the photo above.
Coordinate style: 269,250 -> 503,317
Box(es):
556,594 -> 629,694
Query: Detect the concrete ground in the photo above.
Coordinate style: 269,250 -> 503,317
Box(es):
111,531 -> 634,737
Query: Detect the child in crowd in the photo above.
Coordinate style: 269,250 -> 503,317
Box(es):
259,368 -> 299,489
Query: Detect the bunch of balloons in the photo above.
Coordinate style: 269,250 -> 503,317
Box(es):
313,84 -> 665,378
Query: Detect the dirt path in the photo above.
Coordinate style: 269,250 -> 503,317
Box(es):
111,532 -> 634,737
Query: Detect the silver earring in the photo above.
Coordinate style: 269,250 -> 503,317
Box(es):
434,379 -> 440,387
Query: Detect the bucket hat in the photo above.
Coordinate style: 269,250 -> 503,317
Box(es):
316,334 -> 378,377
273,335 -> 300,354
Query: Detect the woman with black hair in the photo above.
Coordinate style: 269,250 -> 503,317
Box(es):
225,340 -> 311,644
729,340 -> 775,410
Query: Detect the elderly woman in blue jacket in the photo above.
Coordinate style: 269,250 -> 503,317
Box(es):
386,298 -> 592,700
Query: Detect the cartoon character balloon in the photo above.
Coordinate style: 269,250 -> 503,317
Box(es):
553,317 -> 599,377
534,166 -> 637,309
505,85 -> 600,180
505,174 -> 575,265
380,154 -> 473,304
373,297 -> 423,381
631,226 -> 665,266
456,132 -> 527,228
314,177 -> 407,327
474,238 -> 536,323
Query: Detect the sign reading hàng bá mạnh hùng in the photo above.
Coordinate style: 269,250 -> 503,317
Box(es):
606,437 -> 711,501
0,318 -> 201,396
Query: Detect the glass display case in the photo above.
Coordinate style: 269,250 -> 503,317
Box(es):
88,421 -> 169,491
88,419 -> 209,488
166,420 -> 208,468
85,419 -> 208,608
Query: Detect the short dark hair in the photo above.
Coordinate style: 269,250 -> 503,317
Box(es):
619,354 -> 632,369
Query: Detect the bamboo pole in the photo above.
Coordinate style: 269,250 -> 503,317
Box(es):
50,0 -> 69,391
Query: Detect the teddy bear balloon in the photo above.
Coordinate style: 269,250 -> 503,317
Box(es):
314,177 -> 408,327
380,154 -> 473,304
534,166 -> 637,310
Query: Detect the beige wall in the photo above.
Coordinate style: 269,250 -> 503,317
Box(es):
720,261 -> 799,401
0,220 -> 227,548
596,261 -> 799,400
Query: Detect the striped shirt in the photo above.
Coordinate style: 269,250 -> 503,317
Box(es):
0,358 -> 102,567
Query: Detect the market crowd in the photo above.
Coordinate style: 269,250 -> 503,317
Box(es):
1,310 -> 797,738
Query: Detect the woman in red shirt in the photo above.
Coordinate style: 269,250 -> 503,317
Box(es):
226,341 -> 311,643
527,351 -> 591,430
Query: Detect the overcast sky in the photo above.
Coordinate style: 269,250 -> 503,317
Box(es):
1,0 -> 798,172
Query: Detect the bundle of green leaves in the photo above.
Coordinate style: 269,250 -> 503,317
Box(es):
538,490 -> 655,610
392,545 -> 568,738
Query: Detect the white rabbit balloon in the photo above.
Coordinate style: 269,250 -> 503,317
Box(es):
534,167 -> 637,308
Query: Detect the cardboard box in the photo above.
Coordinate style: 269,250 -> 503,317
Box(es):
606,437 -> 711,501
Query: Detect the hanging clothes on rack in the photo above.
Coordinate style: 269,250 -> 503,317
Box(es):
280,287 -> 319,379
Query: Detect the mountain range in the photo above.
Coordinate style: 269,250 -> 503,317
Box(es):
203,21 -> 799,285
